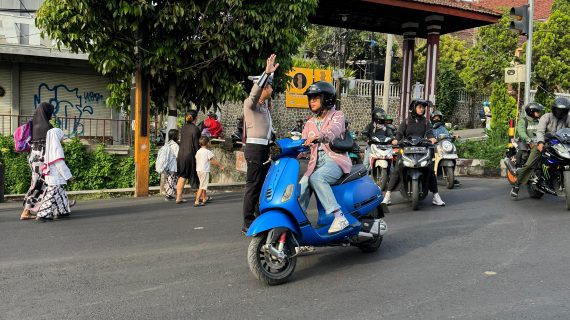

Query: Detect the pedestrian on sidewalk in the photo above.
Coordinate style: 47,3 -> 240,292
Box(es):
176,110 -> 201,204
241,54 -> 279,233
35,128 -> 72,222
21,102 -> 54,220
156,129 -> 179,201
194,136 -> 224,207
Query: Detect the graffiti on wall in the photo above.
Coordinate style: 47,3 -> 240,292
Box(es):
33,83 -> 105,137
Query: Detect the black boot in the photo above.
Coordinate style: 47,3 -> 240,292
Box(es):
510,183 -> 520,198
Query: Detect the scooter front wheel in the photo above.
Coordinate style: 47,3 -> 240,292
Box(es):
247,231 -> 297,285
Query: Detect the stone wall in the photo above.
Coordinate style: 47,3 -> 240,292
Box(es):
218,94 -> 401,138
447,96 -> 487,129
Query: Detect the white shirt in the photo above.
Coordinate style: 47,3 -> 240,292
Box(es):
195,147 -> 215,172
45,160 -> 72,186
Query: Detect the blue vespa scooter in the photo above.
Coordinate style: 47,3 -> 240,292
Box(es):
246,138 -> 388,285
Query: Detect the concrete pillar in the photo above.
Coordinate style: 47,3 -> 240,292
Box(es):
423,15 -> 444,119
399,23 -> 418,123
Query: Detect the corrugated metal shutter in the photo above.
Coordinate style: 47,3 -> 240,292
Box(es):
0,67 -> 13,135
20,70 -> 113,138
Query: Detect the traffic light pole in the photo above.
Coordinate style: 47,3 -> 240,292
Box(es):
524,0 -> 534,105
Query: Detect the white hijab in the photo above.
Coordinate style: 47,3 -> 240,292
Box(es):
42,128 -> 65,175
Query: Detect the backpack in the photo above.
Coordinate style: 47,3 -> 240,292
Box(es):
13,120 -> 32,152
155,144 -> 173,174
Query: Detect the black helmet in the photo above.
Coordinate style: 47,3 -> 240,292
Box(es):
552,97 -> 570,119
304,81 -> 336,112
409,99 -> 429,118
524,102 -> 545,118
431,110 -> 443,122
372,108 -> 386,123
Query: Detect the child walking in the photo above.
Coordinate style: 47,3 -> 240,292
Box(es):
194,136 -> 224,207
164,130 -> 179,201
35,128 -> 72,222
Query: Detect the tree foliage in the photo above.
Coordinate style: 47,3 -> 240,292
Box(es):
490,82 -> 517,131
532,0 -> 570,106
299,26 -> 400,81
460,13 -> 519,94
36,0 -> 318,112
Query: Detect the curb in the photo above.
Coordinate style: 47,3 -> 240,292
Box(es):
3,182 -> 246,201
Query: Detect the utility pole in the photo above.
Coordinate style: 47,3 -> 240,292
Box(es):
368,33 -> 377,114
524,0 -> 534,105
509,0 -> 534,105
133,37 -> 150,197
382,34 -> 393,110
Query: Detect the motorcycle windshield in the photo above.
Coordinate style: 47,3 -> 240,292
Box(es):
555,128 -> 570,143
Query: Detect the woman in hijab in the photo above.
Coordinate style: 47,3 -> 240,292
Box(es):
20,102 -> 54,220
175,110 -> 201,203
36,128 -> 72,222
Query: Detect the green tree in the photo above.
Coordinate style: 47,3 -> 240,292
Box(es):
36,0 -> 318,113
532,0 -> 570,107
460,13 -> 518,94
490,82 -> 517,131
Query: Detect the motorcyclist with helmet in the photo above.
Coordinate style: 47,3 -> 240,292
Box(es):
514,102 -> 545,167
300,81 -> 354,233
511,97 -> 570,198
362,107 -> 396,172
382,99 -> 446,206
431,110 -> 460,186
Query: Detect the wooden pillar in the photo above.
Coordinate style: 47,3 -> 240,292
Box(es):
399,23 -> 418,123
424,15 -> 444,119
134,69 -> 150,197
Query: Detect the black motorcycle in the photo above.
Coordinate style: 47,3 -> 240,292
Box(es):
398,137 -> 435,210
526,128 -> 570,210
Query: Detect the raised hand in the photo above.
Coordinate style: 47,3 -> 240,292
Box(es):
265,54 -> 279,74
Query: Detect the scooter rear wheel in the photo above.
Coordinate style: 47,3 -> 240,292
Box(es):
247,232 -> 297,285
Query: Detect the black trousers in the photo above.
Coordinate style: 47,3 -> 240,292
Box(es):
386,159 -> 438,193
243,143 -> 270,227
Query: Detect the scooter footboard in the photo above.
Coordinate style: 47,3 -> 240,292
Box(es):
246,210 -> 301,237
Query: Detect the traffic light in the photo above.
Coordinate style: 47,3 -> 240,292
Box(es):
510,5 -> 530,36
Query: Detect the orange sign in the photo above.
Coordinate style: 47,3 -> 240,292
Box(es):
286,68 -> 333,108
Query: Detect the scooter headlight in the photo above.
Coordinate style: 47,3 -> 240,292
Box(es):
402,155 -> 415,167
442,140 -> 454,152
281,184 -> 295,203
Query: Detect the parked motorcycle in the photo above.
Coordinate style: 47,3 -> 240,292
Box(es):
523,128 -> 570,209
369,134 -> 395,191
245,138 -> 388,285
434,134 -> 458,189
398,137 -> 435,210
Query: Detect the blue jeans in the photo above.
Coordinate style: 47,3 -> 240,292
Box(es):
299,154 -> 343,214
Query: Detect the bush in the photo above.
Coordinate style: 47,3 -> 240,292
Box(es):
490,82 -> 518,131
0,136 -> 160,194
456,129 -> 508,169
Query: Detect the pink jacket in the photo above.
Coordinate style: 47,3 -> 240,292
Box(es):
302,108 -> 352,176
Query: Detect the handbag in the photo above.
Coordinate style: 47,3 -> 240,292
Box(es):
329,132 -> 354,153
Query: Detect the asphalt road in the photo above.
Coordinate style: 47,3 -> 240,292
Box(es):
2,178 -> 570,320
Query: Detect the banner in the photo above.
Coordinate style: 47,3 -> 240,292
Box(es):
286,68 -> 332,108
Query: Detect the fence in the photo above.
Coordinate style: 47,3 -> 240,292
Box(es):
0,115 -> 142,145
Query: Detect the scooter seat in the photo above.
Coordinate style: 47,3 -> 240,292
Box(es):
332,164 -> 368,185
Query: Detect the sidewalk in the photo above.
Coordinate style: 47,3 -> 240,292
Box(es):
455,128 -> 485,141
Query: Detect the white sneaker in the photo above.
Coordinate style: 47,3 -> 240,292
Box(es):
432,193 -> 446,206
328,215 -> 349,233
381,192 -> 392,205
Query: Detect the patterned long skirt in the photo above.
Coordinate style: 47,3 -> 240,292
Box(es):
24,145 -> 47,211
165,171 -> 178,198
36,185 -> 70,218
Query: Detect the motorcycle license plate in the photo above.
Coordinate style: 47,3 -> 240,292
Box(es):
404,147 -> 427,154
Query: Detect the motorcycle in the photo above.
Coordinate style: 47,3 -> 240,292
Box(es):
433,134 -> 458,189
398,137 -> 435,210
245,138 -> 388,285
504,138 -> 532,185
369,134 -> 395,191
523,128 -> 570,209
